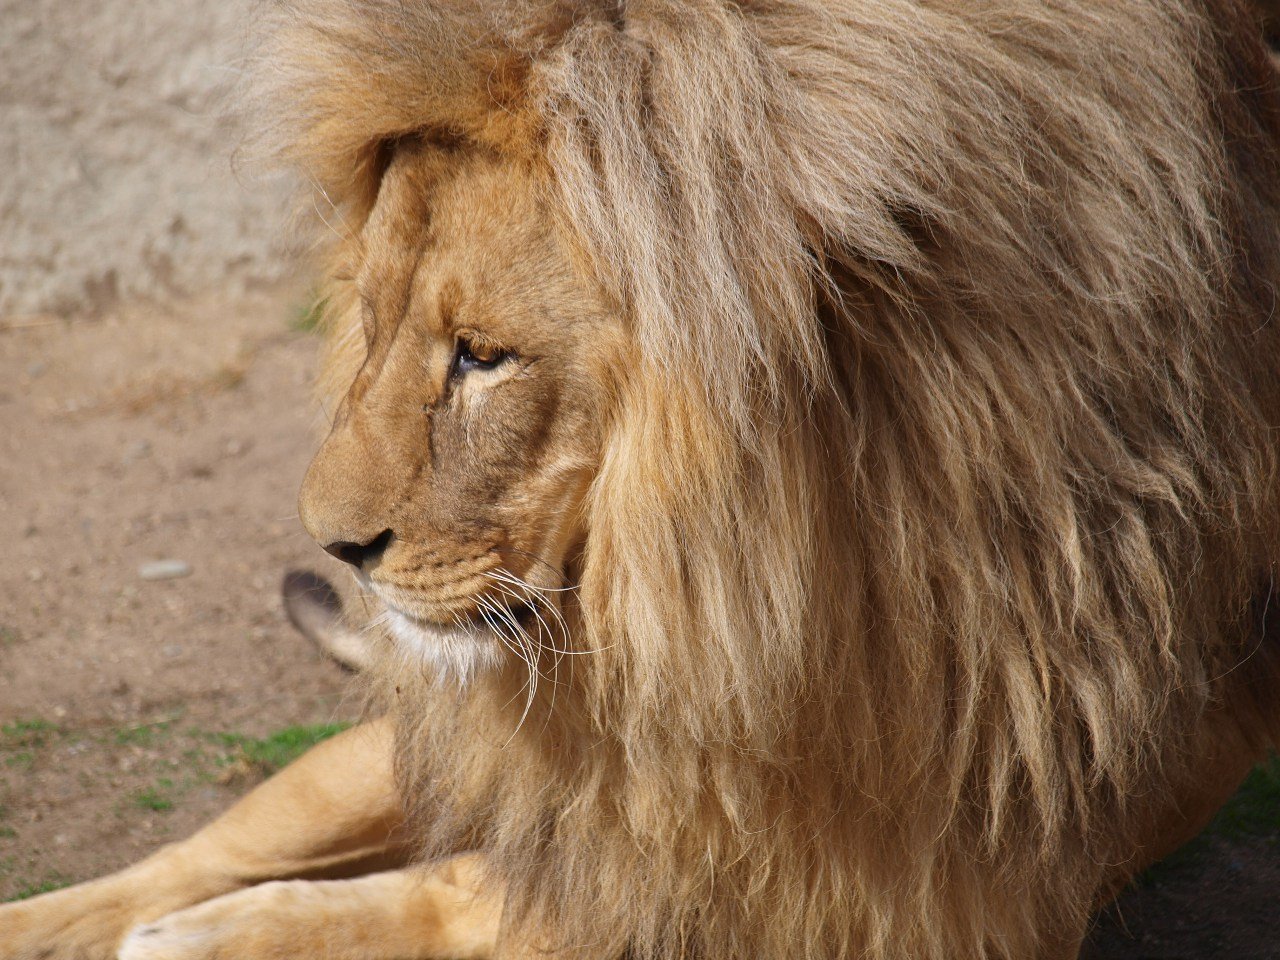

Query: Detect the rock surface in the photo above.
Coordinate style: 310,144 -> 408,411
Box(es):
137,560 -> 193,582
0,0 -> 296,317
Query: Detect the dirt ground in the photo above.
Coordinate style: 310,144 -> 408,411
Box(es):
0,287 -> 362,898
0,292 -> 1276,955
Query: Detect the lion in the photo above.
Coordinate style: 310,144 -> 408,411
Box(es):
3,0 -> 1280,957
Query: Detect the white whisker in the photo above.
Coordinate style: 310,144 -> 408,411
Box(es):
476,594 -> 541,733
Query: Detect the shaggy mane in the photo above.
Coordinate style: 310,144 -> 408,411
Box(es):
251,1 -> 1280,957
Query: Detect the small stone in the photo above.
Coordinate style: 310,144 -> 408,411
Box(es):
138,559 -> 191,581
26,361 -> 46,378
27,568 -> 44,582
122,439 -> 152,464
162,644 -> 184,658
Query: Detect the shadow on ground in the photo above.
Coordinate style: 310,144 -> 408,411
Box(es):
1083,758 -> 1280,960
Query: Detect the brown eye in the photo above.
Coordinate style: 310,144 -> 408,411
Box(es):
453,336 -> 509,375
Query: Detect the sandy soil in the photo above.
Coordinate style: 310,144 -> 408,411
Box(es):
0,291 -> 1275,954
0,288 -> 360,896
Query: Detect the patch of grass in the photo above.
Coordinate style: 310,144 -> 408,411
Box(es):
1206,754 -> 1280,841
0,720 -> 60,771
1,719 -> 59,748
214,723 -> 350,776
5,874 -> 70,902
114,720 -> 174,748
289,293 -> 328,334
132,778 -> 176,813
1134,753 -> 1280,889
0,626 -> 21,647
0,827 -> 16,840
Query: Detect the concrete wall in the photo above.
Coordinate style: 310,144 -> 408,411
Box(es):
1,0 -> 295,317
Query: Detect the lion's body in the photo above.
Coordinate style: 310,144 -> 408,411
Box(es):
252,1 -> 1280,958
4,2 -> 1280,959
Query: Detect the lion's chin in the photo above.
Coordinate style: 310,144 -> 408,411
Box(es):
384,606 -> 504,682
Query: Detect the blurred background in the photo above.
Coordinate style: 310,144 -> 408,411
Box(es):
0,0 -> 358,904
0,2 -> 1276,957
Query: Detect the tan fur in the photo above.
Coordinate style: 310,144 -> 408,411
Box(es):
252,1 -> 1280,958
4,2 -> 1280,959
117,858 -> 501,960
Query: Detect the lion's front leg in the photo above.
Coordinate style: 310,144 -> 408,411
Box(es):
118,856 -> 503,960
0,717 -> 409,960
0,846 -> 231,960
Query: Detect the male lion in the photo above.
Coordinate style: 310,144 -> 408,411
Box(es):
3,1 -> 1280,958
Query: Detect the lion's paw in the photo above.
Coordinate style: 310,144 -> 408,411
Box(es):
119,881 -> 339,960
0,884 -> 139,960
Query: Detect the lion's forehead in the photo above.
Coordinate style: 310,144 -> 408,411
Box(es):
354,148 -> 580,352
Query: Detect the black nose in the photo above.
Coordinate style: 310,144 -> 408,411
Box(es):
323,529 -> 393,568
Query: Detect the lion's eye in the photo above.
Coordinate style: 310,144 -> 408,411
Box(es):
453,336 -> 509,375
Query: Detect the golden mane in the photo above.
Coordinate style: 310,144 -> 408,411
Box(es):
252,1 -> 1280,956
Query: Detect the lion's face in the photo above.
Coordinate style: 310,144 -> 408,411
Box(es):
298,140 -> 622,676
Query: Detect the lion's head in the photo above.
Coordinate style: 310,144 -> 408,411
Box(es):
258,1 -> 1280,957
298,141 -> 622,679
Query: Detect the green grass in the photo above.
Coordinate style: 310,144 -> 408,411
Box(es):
214,723 -> 350,775
114,720 -> 174,748
4,875 -> 70,902
1207,754 -> 1280,841
1,719 -> 59,748
0,719 -> 66,774
0,627 -> 21,648
131,778 -> 176,813
1134,752 -> 1280,886
110,723 -> 351,816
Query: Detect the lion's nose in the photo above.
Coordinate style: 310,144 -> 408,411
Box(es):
323,529 -> 394,569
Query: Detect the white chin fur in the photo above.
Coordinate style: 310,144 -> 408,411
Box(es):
385,607 -> 503,682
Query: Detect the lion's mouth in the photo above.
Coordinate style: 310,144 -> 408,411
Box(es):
357,567 -> 562,678
386,597 -> 536,636
380,606 -> 503,678
357,569 -> 538,633
377,595 -> 545,680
